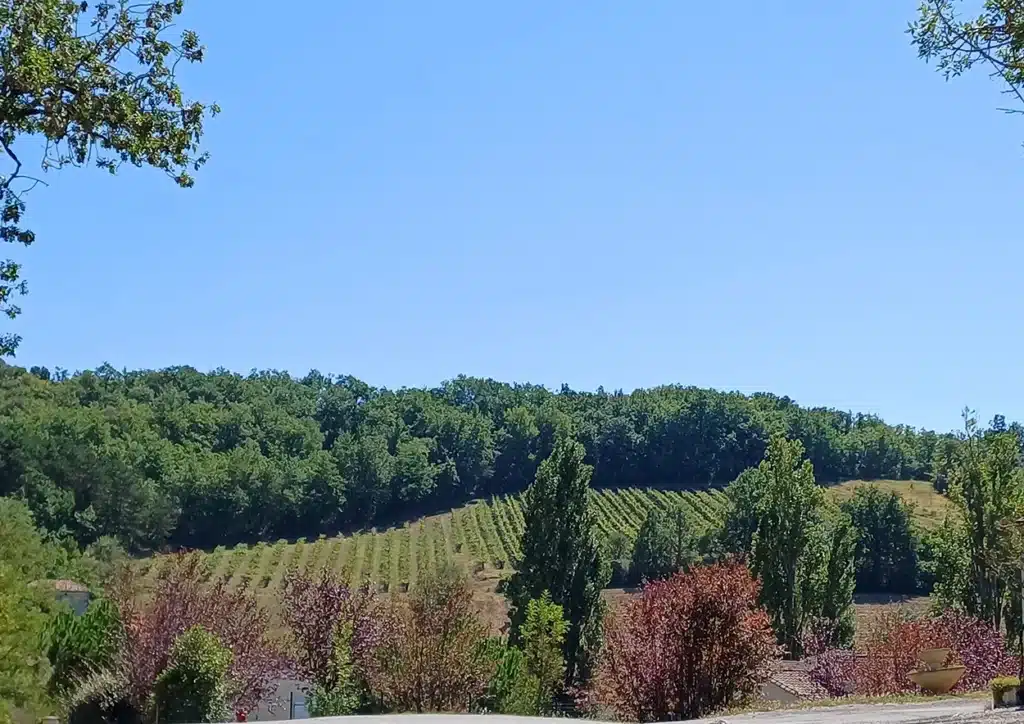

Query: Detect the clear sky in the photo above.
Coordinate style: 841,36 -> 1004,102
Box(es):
8,1 -> 1023,433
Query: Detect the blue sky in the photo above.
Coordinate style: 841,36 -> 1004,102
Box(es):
8,1 -> 1023,433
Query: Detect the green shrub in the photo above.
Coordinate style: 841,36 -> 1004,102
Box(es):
991,675 -> 1020,689
43,598 -> 121,697
306,621 -> 359,717
603,531 -> 632,587
521,593 -> 568,714
479,639 -> 537,715
991,676 -> 1021,707
0,562 -> 49,724
153,627 -> 232,724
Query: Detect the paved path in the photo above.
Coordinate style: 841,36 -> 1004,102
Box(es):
253,701 -> 1021,724
697,699 -> 1011,723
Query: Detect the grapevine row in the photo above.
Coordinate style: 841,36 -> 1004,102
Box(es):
146,487 -> 741,594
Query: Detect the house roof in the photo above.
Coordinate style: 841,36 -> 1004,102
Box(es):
769,660 -> 830,700
34,579 -> 90,593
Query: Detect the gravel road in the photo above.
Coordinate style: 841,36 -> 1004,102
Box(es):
696,699 -> 1017,723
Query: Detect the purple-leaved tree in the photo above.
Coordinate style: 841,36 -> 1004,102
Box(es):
279,570 -> 395,704
110,552 -> 290,716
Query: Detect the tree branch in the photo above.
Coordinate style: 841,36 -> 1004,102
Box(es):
934,3 -> 1024,111
0,136 -> 22,189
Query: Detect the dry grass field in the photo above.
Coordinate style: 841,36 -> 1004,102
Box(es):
827,479 -> 951,530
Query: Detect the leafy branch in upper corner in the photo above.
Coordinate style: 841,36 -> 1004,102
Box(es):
910,1 -> 1024,119
0,0 -> 218,355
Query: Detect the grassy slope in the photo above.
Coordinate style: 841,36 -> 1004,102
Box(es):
827,479 -> 951,530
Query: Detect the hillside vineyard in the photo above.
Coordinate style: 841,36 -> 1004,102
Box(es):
0,363 -> 948,552
139,488 -> 731,593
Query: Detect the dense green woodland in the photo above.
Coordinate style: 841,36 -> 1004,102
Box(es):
0,363 -> 959,552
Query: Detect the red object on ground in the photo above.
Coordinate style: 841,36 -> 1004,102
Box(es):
235,711 -> 247,722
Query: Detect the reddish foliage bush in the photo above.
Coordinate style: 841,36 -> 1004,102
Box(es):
857,608 -> 1016,695
853,608 -> 930,696
931,610 -> 1017,691
279,570 -> 395,695
111,552 -> 290,715
809,648 -> 858,697
812,607 -> 1016,697
367,565 -> 494,713
802,617 -> 844,658
596,560 -> 779,722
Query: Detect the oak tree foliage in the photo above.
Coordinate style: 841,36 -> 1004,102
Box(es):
0,364 -> 944,554
910,1 -> 1024,146
0,0 -> 218,355
630,505 -> 697,584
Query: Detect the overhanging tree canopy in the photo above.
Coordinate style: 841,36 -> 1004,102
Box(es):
0,0 -> 217,355
910,1 -> 1024,124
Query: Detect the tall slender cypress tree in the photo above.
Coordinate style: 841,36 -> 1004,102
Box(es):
505,435 -> 609,687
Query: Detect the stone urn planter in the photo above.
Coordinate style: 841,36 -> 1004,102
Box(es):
990,677 -> 1022,708
908,648 -> 966,695
918,648 -> 951,669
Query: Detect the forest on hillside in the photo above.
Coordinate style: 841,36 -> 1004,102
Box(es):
0,362 -> 963,552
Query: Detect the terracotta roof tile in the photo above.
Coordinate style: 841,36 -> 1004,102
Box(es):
46,579 -> 90,593
769,660 -> 830,700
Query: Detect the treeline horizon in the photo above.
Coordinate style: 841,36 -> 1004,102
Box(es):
0,361 -> 984,553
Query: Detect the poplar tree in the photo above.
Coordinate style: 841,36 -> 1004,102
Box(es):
746,436 -> 856,658
937,410 -> 1024,633
505,435 -> 609,687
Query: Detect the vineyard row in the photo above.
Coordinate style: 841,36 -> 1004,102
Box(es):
139,488 -> 730,593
